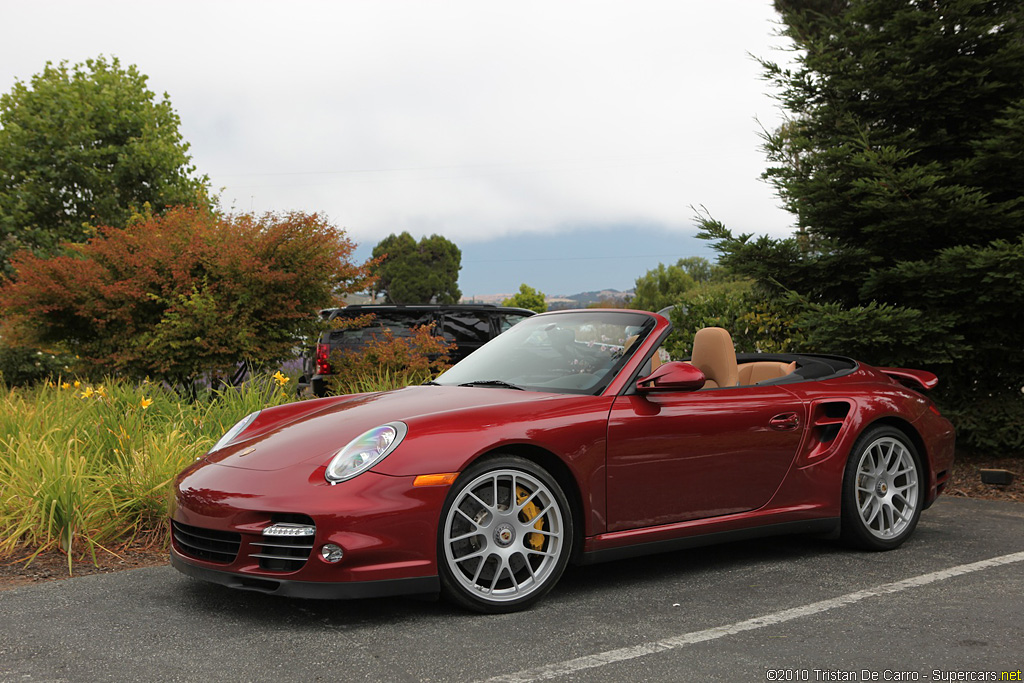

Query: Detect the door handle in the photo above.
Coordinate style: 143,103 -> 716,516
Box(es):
769,413 -> 800,431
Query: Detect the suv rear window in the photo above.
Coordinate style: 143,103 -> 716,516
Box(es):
326,310 -> 436,346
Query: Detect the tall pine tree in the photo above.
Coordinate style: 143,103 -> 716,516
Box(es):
701,0 -> 1024,450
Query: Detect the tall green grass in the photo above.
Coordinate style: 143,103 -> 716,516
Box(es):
330,365 -> 441,395
0,374 -> 296,571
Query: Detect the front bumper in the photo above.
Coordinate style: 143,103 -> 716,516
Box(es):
170,461 -> 450,597
170,552 -> 439,598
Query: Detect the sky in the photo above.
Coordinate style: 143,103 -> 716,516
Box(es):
0,1 -> 798,296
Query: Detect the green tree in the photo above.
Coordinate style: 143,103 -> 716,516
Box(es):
0,208 -> 374,389
0,56 -> 210,275
371,232 -> 461,303
630,256 -> 721,311
674,256 -> 719,285
503,283 -> 547,313
700,0 -> 1024,450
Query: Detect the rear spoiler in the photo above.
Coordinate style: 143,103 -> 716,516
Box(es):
877,367 -> 938,392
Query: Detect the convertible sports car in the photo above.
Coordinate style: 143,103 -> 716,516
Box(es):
170,309 -> 955,613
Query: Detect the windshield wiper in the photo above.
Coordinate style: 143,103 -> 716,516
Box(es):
458,379 -> 525,390
421,381 -> 442,386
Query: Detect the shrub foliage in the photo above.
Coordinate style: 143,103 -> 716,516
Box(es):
0,207 -> 374,388
665,279 -> 800,358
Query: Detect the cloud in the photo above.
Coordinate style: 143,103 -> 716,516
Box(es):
1,0 -> 797,250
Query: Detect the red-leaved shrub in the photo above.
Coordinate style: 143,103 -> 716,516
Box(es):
0,207 -> 374,385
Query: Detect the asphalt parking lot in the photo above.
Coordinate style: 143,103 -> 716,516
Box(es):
1,496 -> 1021,683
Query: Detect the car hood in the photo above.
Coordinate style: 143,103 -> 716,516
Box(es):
205,385 -> 559,472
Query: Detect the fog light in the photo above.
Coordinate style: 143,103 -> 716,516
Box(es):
321,543 -> 344,563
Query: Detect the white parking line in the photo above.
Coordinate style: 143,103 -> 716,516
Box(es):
483,550 -> 1024,683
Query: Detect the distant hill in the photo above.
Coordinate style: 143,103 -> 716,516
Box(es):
547,289 -> 633,310
462,289 -> 633,309
460,293 -> 512,305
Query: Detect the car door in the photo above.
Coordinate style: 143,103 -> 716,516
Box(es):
605,384 -> 806,532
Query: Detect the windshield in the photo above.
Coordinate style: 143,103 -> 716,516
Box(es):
433,311 -> 656,395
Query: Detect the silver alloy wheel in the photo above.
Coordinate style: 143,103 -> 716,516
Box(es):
442,468 -> 565,603
854,436 -> 920,539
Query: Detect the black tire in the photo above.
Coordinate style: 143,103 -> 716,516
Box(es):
840,426 -> 924,550
437,455 -> 573,613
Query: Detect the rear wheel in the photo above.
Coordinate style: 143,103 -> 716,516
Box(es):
841,426 -> 923,550
438,456 -> 572,613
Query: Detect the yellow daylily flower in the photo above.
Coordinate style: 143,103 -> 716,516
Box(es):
141,397 -> 153,410
272,371 -> 289,387
80,387 -> 94,399
61,382 -> 71,390
73,380 -> 81,388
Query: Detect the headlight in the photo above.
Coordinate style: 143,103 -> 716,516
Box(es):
325,422 -> 407,484
209,411 -> 261,453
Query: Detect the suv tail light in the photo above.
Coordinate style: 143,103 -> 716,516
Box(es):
315,343 -> 332,375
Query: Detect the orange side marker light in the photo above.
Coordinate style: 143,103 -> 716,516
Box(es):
413,472 -> 459,487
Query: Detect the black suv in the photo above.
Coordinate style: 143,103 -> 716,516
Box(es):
301,304 -> 535,396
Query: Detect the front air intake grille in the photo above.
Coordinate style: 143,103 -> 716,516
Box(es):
172,520 -> 241,564
251,514 -> 316,572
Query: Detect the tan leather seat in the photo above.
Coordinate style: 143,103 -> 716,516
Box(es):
738,361 -> 797,385
690,327 -> 739,389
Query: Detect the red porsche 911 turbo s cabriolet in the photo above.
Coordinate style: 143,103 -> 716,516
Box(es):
170,309 -> 955,613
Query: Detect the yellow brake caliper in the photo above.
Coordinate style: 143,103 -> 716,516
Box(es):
516,486 -> 545,551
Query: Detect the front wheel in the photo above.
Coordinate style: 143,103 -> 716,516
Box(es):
438,456 -> 572,613
841,426 -> 923,550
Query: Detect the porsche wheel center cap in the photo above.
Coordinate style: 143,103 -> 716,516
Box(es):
494,524 -> 516,547
877,481 -> 888,495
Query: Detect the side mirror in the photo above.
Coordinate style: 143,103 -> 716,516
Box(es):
636,362 -> 706,393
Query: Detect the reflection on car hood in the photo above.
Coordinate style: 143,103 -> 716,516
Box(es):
205,385 -> 555,472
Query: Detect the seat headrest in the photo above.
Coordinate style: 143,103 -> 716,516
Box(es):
690,327 -> 739,388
